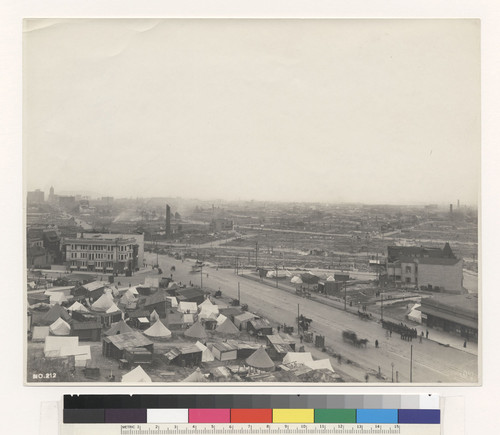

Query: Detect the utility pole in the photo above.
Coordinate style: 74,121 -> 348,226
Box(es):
381,292 -> 384,321
410,344 -> 413,383
297,304 -> 300,335
255,241 -> 258,269
238,282 -> 240,304
344,281 -> 347,311
235,255 -> 239,275
275,264 -> 279,288
200,263 -> 203,289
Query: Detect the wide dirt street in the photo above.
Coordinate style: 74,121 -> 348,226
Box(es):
146,253 -> 478,384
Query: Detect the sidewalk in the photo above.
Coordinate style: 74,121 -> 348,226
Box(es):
241,272 -> 478,357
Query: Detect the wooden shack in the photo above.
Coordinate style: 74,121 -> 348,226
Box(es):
71,321 -> 102,341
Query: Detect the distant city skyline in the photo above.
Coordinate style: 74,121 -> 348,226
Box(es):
24,19 -> 480,206
27,184 -> 476,209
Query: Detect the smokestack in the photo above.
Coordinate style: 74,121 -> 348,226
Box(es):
449,204 -> 453,214
166,204 -> 171,238
457,199 -> 460,209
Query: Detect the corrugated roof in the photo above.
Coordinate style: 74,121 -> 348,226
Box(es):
104,331 -> 153,350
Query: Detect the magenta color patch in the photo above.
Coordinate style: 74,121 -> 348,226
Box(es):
189,408 -> 230,423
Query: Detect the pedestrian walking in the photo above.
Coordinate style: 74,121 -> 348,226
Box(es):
277,325 -> 281,333
426,329 -> 429,339
463,340 -> 467,348
375,339 -> 379,348
390,330 -> 392,337
365,373 -> 369,383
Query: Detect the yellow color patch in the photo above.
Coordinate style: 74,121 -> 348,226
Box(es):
273,409 -> 315,423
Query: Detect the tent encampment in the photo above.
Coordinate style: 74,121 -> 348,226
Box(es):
91,293 -> 115,312
105,303 -> 121,314
144,320 -> 172,339
282,352 -> 314,365
304,358 -> 335,372
150,309 -> 160,322
216,314 -> 227,326
178,301 -> 198,314
166,296 -> 178,307
195,341 -> 214,362
245,346 -> 274,370
121,365 -> 152,383
215,318 -> 240,335
184,321 -> 208,339
44,336 -> 79,357
41,304 -> 71,325
49,317 -> 71,336
105,320 -> 133,336
59,344 -> 91,367
32,326 -> 50,342
182,367 -> 208,382
67,301 -> 89,313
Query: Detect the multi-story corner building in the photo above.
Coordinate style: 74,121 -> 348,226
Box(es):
27,189 -> 45,205
386,242 -> 464,293
63,232 -> 144,274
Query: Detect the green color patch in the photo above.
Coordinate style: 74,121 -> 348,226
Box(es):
314,409 -> 357,423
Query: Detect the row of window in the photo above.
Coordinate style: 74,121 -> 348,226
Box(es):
69,244 -> 132,251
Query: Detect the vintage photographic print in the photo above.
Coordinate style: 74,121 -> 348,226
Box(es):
24,19 -> 479,385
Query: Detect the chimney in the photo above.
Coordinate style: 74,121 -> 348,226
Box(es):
166,204 -> 171,238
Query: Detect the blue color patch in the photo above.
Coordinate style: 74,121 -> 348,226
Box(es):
398,409 -> 440,424
356,409 -> 398,423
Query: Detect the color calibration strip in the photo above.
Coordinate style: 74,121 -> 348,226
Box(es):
63,395 -> 439,425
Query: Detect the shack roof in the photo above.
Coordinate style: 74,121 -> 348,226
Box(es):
83,281 -> 107,292
143,291 -> 167,307
211,342 -> 238,352
71,321 -> 101,331
249,318 -> 272,330
234,312 -> 258,322
104,331 -> 153,350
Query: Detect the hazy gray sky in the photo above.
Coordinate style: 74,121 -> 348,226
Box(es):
24,19 -> 480,205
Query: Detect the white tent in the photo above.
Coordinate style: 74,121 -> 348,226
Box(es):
106,303 -> 121,314
199,299 -> 219,318
150,309 -> 160,322
216,314 -> 227,326
283,352 -> 314,365
120,290 -> 137,303
49,317 -> 71,336
178,301 -> 198,314
68,301 -> 89,313
128,286 -> 139,295
32,326 -> 50,342
326,275 -> 335,281
182,367 -> 207,382
91,293 -> 115,312
407,303 -> 422,323
195,341 -> 215,362
182,313 -> 195,325
199,298 -> 215,309
167,296 -> 178,308
44,336 -> 79,357
144,320 -> 172,339
59,345 -> 91,367
291,276 -> 303,284
121,365 -> 152,383
304,359 -> 335,372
